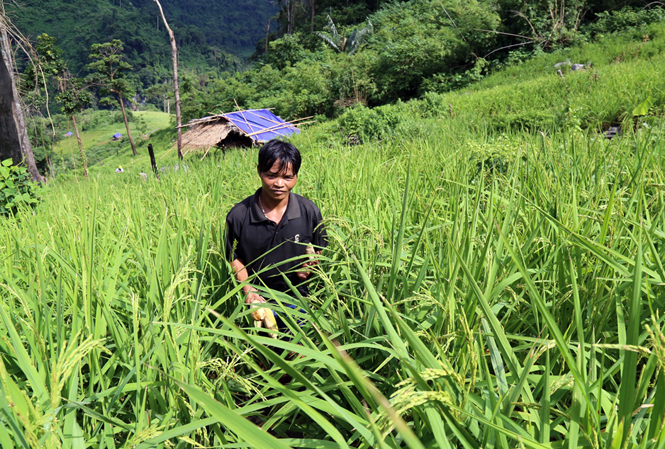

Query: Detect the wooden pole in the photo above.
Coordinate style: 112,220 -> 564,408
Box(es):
153,0 -> 182,160
148,143 -> 159,179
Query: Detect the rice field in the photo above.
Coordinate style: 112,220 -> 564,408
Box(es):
2,23 -> 665,448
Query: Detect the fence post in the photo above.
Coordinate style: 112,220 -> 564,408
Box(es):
148,143 -> 159,179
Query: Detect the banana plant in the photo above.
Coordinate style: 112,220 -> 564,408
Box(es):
316,15 -> 373,55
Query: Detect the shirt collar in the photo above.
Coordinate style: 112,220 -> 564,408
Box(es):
250,188 -> 301,223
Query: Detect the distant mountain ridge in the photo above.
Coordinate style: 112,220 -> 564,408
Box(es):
8,0 -> 277,77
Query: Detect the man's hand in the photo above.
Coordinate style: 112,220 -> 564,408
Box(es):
245,291 -> 266,304
296,249 -> 321,281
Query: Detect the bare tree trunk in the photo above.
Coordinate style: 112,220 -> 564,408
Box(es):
71,114 -> 87,178
0,12 -> 45,183
117,93 -> 137,156
265,20 -> 270,54
311,0 -> 315,33
285,0 -> 293,34
153,0 -> 183,160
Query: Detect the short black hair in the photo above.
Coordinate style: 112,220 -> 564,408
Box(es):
257,140 -> 302,175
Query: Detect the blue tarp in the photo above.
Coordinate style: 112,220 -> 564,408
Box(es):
113,133 -> 122,139
222,109 -> 299,142
64,131 -> 73,136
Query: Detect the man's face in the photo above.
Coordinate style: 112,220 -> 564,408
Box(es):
258,160 -> 298,202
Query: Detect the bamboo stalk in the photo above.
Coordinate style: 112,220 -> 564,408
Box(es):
245,120 -> 315,137
244,116 -> 313,137
199,145 -> 213,161
234,100 -> 256,134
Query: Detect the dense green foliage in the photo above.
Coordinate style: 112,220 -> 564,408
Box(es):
336,20 -> 665,141
14,0 -> 665,166
2,17 -> 665,446
56,78 -> 93,118
0,159 -> 42,215
175,1 -> 665,122
8,0 -> 276,74
177,0 -> 504,120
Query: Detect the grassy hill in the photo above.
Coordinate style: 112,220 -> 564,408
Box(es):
2,19 -> 665,448
58,18 -> 665,179
52,110 -> 172,175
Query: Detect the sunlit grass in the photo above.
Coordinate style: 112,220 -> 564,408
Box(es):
2,120 -> 665,447
2,23 -> 665,448
54,111 -> 171,152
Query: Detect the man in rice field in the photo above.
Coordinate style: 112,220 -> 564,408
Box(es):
225,139 -> 327,336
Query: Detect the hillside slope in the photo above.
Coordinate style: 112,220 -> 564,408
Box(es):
54,19 -> 665,180
8,0 -> 277,75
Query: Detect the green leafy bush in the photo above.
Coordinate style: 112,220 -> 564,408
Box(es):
368,0 -> 499,102
338,103 -> 401,140
589,6 -> 665,36
263,33 -> 308,70
420,58 -> 489,94
0,160 -> 43,215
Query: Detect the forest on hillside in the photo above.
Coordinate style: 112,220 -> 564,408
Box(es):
179,0 -> 665,121
10,0 -> 665,175
8,0 -> 278,76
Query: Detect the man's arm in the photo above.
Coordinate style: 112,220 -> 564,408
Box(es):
231,258 -> 265,304
226,209 -> 263,304
295,207 -> 327,281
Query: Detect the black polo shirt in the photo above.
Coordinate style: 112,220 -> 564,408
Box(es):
225,188 -> 327,294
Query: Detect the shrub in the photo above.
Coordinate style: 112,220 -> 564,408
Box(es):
263,33 -> 308,70
338,103 -> 402,140
112,109 -> 132,124
420,58 -> 489,94
0,159 -> 43,215
588,6 -> 665,36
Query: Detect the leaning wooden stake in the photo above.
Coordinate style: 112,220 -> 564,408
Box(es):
153,0 -> 183,160
148,143 -> 159,179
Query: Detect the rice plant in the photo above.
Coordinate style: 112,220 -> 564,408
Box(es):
2,56 -> 665,448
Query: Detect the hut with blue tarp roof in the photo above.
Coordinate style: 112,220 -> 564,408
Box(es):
179,109 -> 309,157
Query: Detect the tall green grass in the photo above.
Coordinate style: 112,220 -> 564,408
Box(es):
3,22 -> 665,448
333,20 -> 665,145
1,116 -> 664,447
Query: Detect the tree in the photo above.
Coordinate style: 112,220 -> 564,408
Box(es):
264,33 -> 307,70
368,0 -> 499,102
24,34 -> 68,92
87,39 -> 137,156
0,3 -> 45,183
56,77 -> 92,177
24,33 -> 70,176
153,0 -> 183,160
316,15 -> 373,54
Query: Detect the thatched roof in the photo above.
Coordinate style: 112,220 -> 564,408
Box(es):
180,116 -> 246,152
179,110 -> 307,156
